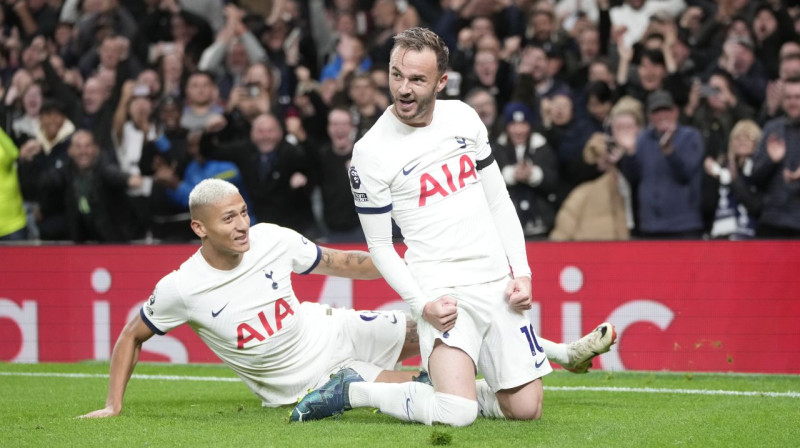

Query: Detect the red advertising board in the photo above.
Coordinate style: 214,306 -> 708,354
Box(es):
1,242 -> 798,373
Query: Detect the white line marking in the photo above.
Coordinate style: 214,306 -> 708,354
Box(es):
545,385 -> 800,398
0,372 -> 239,382
1,372 -> 798,398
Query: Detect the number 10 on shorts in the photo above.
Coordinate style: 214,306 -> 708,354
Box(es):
520,324 -> 544,357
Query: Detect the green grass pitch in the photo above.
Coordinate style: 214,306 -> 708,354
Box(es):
1,362 -> 798,447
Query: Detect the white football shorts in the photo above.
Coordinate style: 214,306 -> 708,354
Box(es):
417,276 -> 552,392
300,302 -> 407,387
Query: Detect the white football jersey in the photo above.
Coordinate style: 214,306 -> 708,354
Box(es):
140,223 -> 334,406
350,100 -> 510,290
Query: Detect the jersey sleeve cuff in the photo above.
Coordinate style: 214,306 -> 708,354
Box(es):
140,307 -> 166,336
355,204 -> 393,214
299,245 -> 322,275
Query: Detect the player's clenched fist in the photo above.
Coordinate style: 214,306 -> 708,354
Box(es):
422,295 -> 458,333
505,276 -> 533,312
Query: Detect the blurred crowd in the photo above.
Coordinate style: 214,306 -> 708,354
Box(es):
1,0 -> 799,244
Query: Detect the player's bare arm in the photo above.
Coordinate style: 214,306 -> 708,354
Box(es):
311,247 -> 381,280
80,315 -> 155,418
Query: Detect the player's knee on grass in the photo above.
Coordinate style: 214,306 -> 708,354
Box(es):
432,392 -> 478,427
503,400 -> 542,421
497,380 -> 543,421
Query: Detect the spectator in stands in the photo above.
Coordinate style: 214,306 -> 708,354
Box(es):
168,8 -> 214,69
438,2 -> 524,69
313,107 -> 363,242
1,69 -> 34,134
17,98 -> 74,192
551,97 -> 643,241
135,69 -> 162,101
113,81 -> 160,238
290,66 -> 329,146
447,15 -> 495,75
211,81 -> 270,145
156,48 -> 186,99
38,130 -> 142,243
6,1 -> 800,244
180,71 -> 223,131
751,3 -> 796,81
320,34 -> 372,86
540,93 -> 574,149
761,52 -> 800,124
556,0 -> 606,30
465,87 -> 503,142
684,70 -> 754,160
0,127 -> 26,241
42,40 -> 128,160
493,102 -> 561,239
197,4 -> 266,101
557,82 -> 614,195
65,0 -> 138,68
524,6 -> 572,54
5,0 -> 59,41
682,69 -> 754,230
367,0 -> 400,64
151,129 -> 254,227
512,44 -> 571,129
346,73 -> 382,140
566,25 -> 606,91
243,61 -> 282,111
178,0 -> 225,34
78,34 -> 141,81
750,76 -> 800,238
460,48 -> 513,111
610,0 -> 686,50
704,119 -> 762,240
588,58 -> 617,92
131,0 -> 179,65
200,113 -> 317,236
620,90 -> 704,238
257,14 -> 304,102
716,36 -> 768,111
11,80 -> 42,140
138,95 -> 194,241
617,43 -> 684,108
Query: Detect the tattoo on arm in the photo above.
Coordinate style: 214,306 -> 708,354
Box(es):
345,252 -> 369,265
321,249 -> 333,267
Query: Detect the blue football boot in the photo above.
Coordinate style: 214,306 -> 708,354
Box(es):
290,368 -> 364,422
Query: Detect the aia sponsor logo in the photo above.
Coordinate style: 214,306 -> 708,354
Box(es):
418,154 -> 478,206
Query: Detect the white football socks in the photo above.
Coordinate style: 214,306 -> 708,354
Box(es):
349,382 -> 478,426
539,338 -> 568,366
475,379 -> 505,418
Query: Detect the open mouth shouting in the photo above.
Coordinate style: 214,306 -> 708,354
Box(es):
396,96 -> 416,114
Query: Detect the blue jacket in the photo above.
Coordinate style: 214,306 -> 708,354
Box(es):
168,159 -> 257,223
621,125 -> 704,234
751,117 -> 800,231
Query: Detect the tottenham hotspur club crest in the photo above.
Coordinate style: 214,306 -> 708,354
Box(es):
264,270 -> 279,290
349,166 -> 361,189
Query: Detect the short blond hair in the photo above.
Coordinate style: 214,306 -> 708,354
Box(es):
610,96 -> 645,127
188,179 -> 240,218
728,119 -> 762,151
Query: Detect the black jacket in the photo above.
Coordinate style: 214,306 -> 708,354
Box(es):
38,156 -> 133,242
